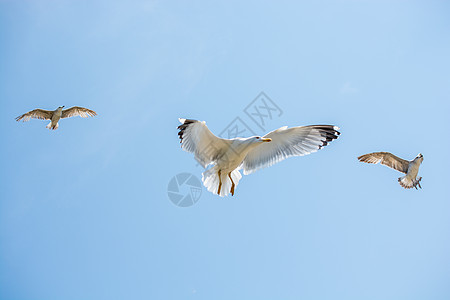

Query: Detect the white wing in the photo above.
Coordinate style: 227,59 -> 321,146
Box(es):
242,125 -> 340,174
178,118 -> 232,168
357,152 -> 409,174
61,106 -> 97,119
16,109 -> 53,122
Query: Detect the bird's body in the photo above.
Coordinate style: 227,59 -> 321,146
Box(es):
357,152 -> 423,189
16,106 -> 97,130
202,137 -> 267,196
401,156 -> 423,188
48,106 -> 64,130
178,118 -> 340,196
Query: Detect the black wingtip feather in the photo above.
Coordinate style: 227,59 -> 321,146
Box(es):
312,125 -> 340,150
177,119 -> 198,144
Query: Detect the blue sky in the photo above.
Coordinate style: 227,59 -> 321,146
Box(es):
1,1 -> 450,299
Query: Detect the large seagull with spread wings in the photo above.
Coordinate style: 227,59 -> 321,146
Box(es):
16,106 -> 97,130
178,118 -> 340,196
358,152 -> 423,189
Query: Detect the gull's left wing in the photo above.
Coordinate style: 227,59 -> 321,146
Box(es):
16,109 -> 53,122
61,106 -> 97,119
357,152 -> 409,173
242,125 -> 340,175
178,118 -> 232,168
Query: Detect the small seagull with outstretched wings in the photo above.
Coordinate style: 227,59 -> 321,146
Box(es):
357,152 -> 423,189
16,106 -> 97,130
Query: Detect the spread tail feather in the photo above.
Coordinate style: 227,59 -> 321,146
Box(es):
398,176 -> 422,189
202,166 -> 242,197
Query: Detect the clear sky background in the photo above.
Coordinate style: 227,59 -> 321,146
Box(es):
1,1 -> 450,299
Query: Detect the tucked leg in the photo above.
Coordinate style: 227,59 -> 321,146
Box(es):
217,170 -> 222,195
228,172 -> 235,196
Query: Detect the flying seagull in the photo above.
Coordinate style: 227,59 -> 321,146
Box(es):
178,118 -> 340,197
16,106 -> 97,130
357,152 -> 423,189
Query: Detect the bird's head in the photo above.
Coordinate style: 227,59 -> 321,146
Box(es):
58,106 -> 65,109
253,136 -> 272,143
414,153 -> 424,163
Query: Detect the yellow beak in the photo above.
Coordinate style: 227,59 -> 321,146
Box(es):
261,138 -> 272,142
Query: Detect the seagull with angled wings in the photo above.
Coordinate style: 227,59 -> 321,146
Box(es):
357,152 -> 423,189
178,118 -> 340,197
16,106 -> 97,130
